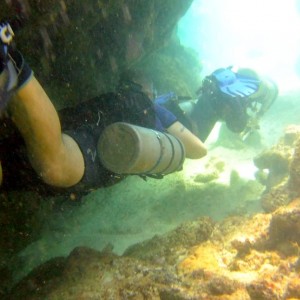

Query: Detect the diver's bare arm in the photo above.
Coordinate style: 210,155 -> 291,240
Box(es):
9,76 -> 84,187
167,121 -> 207,159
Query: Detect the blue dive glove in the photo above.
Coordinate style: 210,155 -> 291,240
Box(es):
154,92 -> 176,105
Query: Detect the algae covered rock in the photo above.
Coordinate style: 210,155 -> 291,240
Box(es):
289,137 -> 300,197
1,0 -> 195,107
6,200 -> 300,299
269,205 -> 300,246
124,216 -> 215,265
254,125 -> 300,212
260,180 -> 291,213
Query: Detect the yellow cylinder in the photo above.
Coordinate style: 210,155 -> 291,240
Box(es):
97,122 -> 185,175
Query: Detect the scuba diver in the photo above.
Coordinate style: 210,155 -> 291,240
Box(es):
0,22 -> 206,198
155,67 -> 278,143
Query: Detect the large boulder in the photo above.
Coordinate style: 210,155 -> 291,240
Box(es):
1,0 -> 197,107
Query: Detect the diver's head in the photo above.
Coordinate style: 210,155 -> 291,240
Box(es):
118,69 -> 156,100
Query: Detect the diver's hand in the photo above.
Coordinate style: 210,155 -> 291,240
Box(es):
0,23 -> 14,45
0,23 -> 16,113
0,23 -> 14,70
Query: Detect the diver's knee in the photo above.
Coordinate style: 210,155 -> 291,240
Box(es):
39,165 -> 77,188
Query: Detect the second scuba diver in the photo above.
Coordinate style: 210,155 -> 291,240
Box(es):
155,67 -> 278,143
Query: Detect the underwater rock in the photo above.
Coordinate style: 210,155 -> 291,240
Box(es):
268,206 -> 300,248
124,216 -> 215,264
193,156 -> 225,183
254,149 -> 291,190
283,124 -> 300,145
7,256 -> 66,299
260,180 -> 290,213
228,214 -> 271,255
6,202 -> 300,299
159,288 -> 197,300
206,275 -> 240,295
289,138 -> 300,198
246,278 -> 285,300
231,235 -> 256,256
176,203 -> 300,299
255,125 -> 300,212
193,172 -> 219,183
254,125 -> 300,189
1,0 -> 195,107
10,244 -> 208,300
285,276 -> 300,299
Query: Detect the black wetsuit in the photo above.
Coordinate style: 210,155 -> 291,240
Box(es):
0,88 -> 158,197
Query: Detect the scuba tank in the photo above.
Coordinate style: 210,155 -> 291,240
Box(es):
97,122 -> 185,175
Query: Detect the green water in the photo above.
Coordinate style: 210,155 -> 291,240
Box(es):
177,0 -> 300,91
2,1 -> 300,297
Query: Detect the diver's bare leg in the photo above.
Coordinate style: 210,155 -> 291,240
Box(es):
9,76 -> 84,187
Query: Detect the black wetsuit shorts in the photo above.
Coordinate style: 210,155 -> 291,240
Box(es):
0,121 -> 122,197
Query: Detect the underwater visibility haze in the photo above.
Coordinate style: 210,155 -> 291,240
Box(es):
178,0 -> 300,91
1,0 -> 300,299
